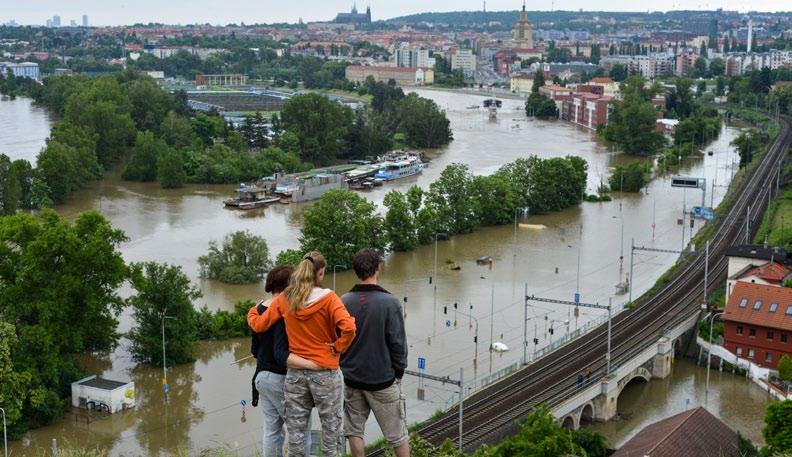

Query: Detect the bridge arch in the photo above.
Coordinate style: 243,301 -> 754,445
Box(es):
580,403 -> 594,426
617,367 -> 652,396
561,415 -> 576,430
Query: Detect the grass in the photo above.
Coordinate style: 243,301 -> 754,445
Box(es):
752,155 -> 792,247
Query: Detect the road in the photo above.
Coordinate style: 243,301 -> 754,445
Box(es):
368,114 -> 792,454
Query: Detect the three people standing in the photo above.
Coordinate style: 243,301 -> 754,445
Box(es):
247,249 -> 410,457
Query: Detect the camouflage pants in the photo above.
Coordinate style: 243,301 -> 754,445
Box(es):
284,368 -> 344,457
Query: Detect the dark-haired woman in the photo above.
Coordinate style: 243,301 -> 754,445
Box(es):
248,251 -> 356,457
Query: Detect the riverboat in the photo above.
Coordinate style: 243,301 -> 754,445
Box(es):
374,155 -> 424,181
223,185 -> 279,210
274,172 -> 347,203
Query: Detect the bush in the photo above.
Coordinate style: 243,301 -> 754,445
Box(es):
779,355 -> 792,381
198,230 -> 272,284
195,301 -> 252,340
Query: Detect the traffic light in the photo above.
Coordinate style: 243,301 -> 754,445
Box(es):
549,328 -> 554,335
443,305 -> 447,314
533,338 -> 539,345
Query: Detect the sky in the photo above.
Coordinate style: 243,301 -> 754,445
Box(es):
1,0 -> 788,26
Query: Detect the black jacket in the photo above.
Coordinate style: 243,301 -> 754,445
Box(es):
340,284 -> 407,391
251,300 -> 289,375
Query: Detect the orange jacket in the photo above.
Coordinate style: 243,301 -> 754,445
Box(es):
247,287 -> 356,369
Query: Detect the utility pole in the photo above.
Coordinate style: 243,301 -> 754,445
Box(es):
705,312 -> 724,407
433,232 -> 447,339
629,237 -> 635,305
704,240 -> 710,308
332,264 -> 346,292
523,283 -> 528,365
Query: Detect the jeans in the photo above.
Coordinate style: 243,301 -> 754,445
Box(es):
255,370 -> 312,457
284,368 -> 344,457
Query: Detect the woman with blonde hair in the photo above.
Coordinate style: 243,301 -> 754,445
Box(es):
248,251 -> 356,457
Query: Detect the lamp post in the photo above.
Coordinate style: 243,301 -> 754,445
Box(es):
433,232 -> 447,338
705,312 -> 724,408
332,264 -> 346,292
1,406 -> 6,457
161,313 -> 176,398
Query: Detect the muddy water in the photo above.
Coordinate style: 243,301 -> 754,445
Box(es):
0,95 -> 53,162
6,90 -> 763,456
587,358 -> 772,447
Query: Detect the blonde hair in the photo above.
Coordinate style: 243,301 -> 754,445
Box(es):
284,251 -> 326,313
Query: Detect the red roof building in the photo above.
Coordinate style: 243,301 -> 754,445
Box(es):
612,407 -> 740,457
722,281 -> 792,369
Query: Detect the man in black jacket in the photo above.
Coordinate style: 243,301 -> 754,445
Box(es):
341,250 -> 409,457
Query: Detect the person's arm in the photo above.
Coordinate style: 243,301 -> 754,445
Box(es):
386,300 -> 408,379
272,321 -> 290,367
247,298 -> 284,333
329,294 -> 356,354
287,354 -> 323,370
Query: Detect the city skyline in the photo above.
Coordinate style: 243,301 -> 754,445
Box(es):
1,0 -> 790,27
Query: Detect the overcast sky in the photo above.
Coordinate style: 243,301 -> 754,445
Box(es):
2,0 -> 788,26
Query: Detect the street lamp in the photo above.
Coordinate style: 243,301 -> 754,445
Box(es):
1,406 -> 7,457
332,264 -> 346,292
433,232 -> 448,338
705,311 -> 724,408
161,313 -> 176,397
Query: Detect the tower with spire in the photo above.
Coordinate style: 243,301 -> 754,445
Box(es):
512,1 -> 534,49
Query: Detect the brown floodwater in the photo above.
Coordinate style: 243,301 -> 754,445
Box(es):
4,90 -> 765,456
0,95 -> 53,162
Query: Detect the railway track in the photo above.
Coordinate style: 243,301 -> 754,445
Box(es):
368,115 -> 792,455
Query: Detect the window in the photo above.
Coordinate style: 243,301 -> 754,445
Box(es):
770,303 -> 778,312
748,349 -> 755,358
749,328 -> 756,337
768,331 -> 774,341
787,305 -> 792,315
736,347 -> 743,356
736,326 -> 743,336
753,300 -> 763,310
766,352 -> 773,363
783,334 -> 789,344
739,298 -> 748,308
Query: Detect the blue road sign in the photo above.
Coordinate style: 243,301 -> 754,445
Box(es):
692,206 -> 715,221
574,293 -> 580,304
163,383 -> 169,394
418,357 -> 426,370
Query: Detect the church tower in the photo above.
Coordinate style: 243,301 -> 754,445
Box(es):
512,1 -> 533,49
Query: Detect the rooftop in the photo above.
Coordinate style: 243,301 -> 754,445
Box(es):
612,407 -> 740,457
725,244 -> 790,264
723,281 -> 792,331
739,261 -> 792,284
76,376 -> 130,391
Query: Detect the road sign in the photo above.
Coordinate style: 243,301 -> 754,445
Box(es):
418,357 -> 426,370
574,293 -> 580,304
671,176 -> 704,189
692,206 -> 715,221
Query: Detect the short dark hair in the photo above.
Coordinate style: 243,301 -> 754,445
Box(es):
352,249 -> 381,280
265,265 -> 294,294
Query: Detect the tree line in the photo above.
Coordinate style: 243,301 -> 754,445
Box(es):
0,70 -> 452,210
276,156 -> 588,268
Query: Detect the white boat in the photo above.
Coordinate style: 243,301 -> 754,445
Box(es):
374,156 -> 423,181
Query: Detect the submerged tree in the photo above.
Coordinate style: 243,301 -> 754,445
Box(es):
127,262 -> 201,365
198,230 -> 272,284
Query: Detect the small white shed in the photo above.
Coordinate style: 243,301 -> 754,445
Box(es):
71,375 -> 135,414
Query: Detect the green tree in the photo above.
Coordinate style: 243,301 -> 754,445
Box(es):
127,262 -> 201,365
11,159 -> 33,209
779,355 -> 792,381
275,248 -> 303,267
123,131 -> 167,182
609,161 -> 649,192
600,77 -> 665,155
0,153 -> 21,215
125,76 -> 175,132
469,174 -> 518,226
383,190 -> 418,252
526,92 -> 559,118
280,93 -> 353,164
161,111 -> 199,149
764,400 -> 792,455
527,157 -> 588,213
666,78 -> 695,119
395,93 -> 453,148
488,405 -> 586,457
610,63 -> 628,82
157,148 -> 186,189
532,68 -> 546,93
427,163 -> 478,235
300,189 -> 384,268
198,230 -> 272,284
0,322 -> 32,438
710,58 -> 725,76
0,210 -> 127,430
572,428 -> 608,457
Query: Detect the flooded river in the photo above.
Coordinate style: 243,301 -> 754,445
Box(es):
3,90 -> 767,455
0,95 -> 53,162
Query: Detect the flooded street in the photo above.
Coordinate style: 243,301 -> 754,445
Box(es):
4,90 -> 766,456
